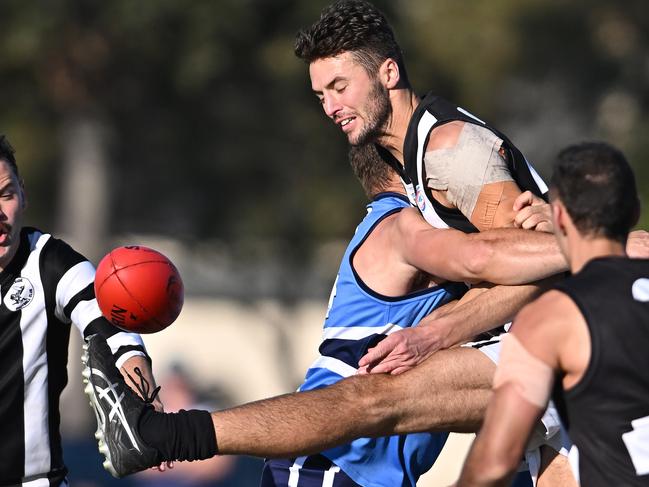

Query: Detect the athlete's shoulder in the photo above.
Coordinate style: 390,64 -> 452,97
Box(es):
518,289 -> 579,324
512,290 -> 582,342
511,290 -> 586,368
392,206 -> 456,261
34,229 -> 90,275
427,120 -> 465,151
393,206 -> 434,233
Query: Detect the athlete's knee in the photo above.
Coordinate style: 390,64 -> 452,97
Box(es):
340,374 -> 402,430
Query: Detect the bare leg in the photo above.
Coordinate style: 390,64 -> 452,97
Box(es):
537,446 -> 578,487
212,347 -> 495,457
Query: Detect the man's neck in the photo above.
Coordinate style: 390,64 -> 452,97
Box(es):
376,89 -> 419,164
373,178 -> 408,199
569,236 -> 626,274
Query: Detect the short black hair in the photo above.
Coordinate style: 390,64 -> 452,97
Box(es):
550,142 -> 639,242
295,0 -> 409,84
0,135 -> 20,179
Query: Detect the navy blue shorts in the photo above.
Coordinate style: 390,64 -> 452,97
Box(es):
260,455 -> 361,487
511,471 -> 533,487
260,455 -> 532,487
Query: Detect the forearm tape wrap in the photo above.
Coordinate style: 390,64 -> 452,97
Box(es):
493,333 -> 553,408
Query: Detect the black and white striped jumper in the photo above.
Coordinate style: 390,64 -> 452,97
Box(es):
0,227 -> 148,487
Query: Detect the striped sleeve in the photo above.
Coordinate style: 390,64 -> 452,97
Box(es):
43,236 -> 149,367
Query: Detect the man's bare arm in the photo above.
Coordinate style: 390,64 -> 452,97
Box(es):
471,181 -> 525,231
457,299 -> 557,487
424,122 -> 533,231
457,292 -> 584,486
358,279 -> 556,374
457,383 -> 544,487
436,283 -> 539,345
397,208 -> 567,285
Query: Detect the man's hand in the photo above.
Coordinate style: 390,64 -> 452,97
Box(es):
513,191 -> 553,232
626,230 -> 649,258
358,325 -> 447,375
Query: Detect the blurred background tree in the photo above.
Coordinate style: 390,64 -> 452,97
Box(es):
0,0 -> 647,277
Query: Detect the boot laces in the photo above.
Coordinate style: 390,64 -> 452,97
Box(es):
126,367 -> 161,405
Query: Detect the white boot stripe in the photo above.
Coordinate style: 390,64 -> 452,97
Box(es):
89,366 -> 142,453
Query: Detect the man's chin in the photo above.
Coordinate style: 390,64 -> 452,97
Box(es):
348,132 -> 372,147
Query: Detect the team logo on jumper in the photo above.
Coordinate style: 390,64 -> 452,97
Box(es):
632,278 -> 649,302
416,187 -> 426,211
4,277 -> 35,311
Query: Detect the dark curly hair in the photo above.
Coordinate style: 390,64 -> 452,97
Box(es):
550,142 -> 639,243
0,135 -> 20,179
295,0 -> 409,85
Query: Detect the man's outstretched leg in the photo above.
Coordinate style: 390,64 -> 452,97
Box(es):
85,335 -> 572,484
212,345 -> 495,486
210,346 -> 494,458
83,333 -> 495,475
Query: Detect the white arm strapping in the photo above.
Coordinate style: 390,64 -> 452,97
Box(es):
424,123 -> 513,218
493,333 -> 554,408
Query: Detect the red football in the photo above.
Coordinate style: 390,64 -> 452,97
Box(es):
94,246 -> 184,334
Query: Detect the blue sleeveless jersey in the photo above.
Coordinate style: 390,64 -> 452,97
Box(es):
298,193 -> 468,487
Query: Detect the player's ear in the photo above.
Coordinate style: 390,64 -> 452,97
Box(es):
379,58 -> 401,89
552,200 -> 567,237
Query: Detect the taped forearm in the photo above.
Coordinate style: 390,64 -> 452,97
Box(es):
471,182 -> 524,230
